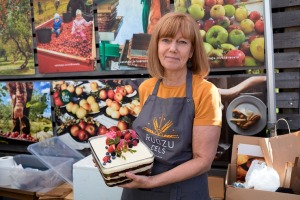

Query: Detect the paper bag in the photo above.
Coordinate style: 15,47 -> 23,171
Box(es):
290,157 -> 300,194
259,130 -> 300,186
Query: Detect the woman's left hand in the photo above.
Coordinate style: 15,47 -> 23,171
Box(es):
119,172 -> 152,189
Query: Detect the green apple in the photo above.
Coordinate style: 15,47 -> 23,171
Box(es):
250,37 -> 264,62
229,29 -> 245,46
224,4 -> 235,18
240,19 -> 255,34
203,42 -> 214,54
188,4 -> 205,20
243,56 -> 258,66
199,29 -> 206,38
205,25 -> 228,48
208,48 -> 224,67
210,5 -> 226,20
234,6 -> 248,22
221,43 -> 236,53
191,0 -> 205,7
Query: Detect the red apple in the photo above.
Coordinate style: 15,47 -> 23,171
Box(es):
227,24 -> 241,33
107,89 -> 115,99
78,121 -> 87,130
114,92 -> 123,102
109,126 -> 119,132
98,125 -> 108,135
115,86 -> 127,96
239,42 -> 251,56
124,85 -> 134,94
70,125 -> 80,137
99,89 -> 107,100
255,19 -> 264,34
224,0 -> 236,4
78,130 -> 88,141
54,97 -> 64,107
205,0 -> 216,7
82,103 -> 91,112
224,49 -> 245,67
248,11 -> 261,23
85,124 -> 96,136
117,120 -> 128,131
203,19 -> 216,32
248,34 -> 260,44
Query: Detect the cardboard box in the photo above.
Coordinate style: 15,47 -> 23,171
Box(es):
225,135 -> 300,200
208,176 -> 224,200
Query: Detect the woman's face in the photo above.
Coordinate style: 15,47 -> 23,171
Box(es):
158,31 -> 193,72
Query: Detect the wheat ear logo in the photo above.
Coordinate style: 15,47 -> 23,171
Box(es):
142,114 -> 179,138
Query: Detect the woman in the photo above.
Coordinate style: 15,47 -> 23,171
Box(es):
120,12 -> 222,200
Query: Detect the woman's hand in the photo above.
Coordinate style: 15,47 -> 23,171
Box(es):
119,172 -> 152,189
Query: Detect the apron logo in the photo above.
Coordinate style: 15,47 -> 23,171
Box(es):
142,114 -> 179,139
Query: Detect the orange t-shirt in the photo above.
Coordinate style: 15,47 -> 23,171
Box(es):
138,74 -> 222,127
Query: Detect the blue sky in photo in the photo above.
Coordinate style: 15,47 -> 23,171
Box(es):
1,81 -> 52,118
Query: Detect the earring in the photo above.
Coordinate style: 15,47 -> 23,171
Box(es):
187,58 -> 192,69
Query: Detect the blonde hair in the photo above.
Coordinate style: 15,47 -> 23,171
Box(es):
147,12 -> 210,79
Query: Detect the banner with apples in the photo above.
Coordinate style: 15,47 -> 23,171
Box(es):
0,81 -> 53,145
52,79 -> 146,149
174,0 -> 265,69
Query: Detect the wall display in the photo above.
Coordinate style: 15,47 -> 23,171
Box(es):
0,0 -> 35,75
208,75 -> 267,164
33,0 -> 96,73
174,0 -> 265,70
0,81 -> 53,145
98,0 -> 170,70
52,78 -> 145,149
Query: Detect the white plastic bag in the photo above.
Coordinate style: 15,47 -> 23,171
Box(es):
244,159 -> 280,192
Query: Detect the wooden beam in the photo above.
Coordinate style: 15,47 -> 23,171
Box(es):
273,32 -> 300,49
271,0 -> 300,9
272,10 -> 300,28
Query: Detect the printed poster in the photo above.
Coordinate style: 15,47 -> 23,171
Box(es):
0,81 -> 53,145
52,78 -> 145,149
98,0 -> 170,70
0,0 -> 35,75
173,0 -> 265,70
33,0 -> 96,73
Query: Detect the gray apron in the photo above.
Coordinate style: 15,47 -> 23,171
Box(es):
121,70 -> 210,200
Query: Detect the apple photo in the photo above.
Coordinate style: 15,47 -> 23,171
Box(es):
173,0 -> 265,68
53,78 -> 145,143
